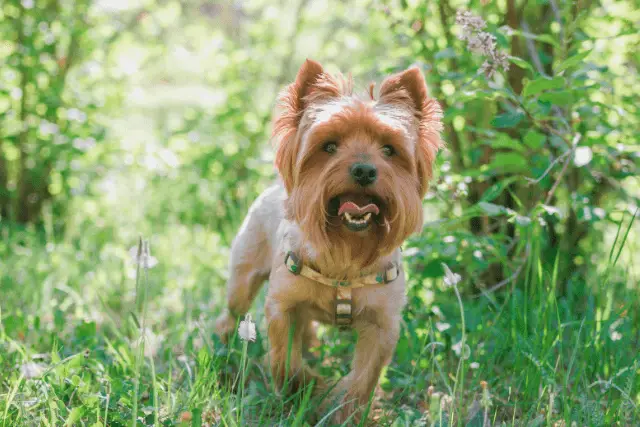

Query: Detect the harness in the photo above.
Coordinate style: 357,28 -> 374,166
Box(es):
284,251 -> 400,327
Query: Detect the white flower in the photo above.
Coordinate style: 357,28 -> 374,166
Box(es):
470,362 -> 480,369
129,239 -> 158,269
453,341 -> 471,359
132,328 -> 163,358
610,331 -> 622,341
238,314 -> 256,342
436,322 -> 451,332
442,263 -> 461,287
609,319 -> 624,342
456,182 -> 469,197
20,362 -> 46,379
456,10 -> 509,77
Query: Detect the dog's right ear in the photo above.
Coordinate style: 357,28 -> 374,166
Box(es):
272,59 -> 326,193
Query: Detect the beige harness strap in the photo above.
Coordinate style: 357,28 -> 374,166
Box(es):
284,251 -> 400,327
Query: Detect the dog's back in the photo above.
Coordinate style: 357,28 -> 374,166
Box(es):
215,183 -> 285,335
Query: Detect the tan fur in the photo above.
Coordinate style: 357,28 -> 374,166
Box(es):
215,59 -> 443,424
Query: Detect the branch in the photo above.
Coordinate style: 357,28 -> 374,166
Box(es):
521,21 -> 547,76
543,133 -> 580,205
472,243 -> 529,297
525,150 -> 571,184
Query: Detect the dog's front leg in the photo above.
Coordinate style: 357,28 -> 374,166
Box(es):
265,299 -> 318,393
333,318 -> 400,423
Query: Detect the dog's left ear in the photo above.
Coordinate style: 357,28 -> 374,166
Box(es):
379,66 -> 443,197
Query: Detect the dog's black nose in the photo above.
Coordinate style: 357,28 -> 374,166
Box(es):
350,162 -> 377,186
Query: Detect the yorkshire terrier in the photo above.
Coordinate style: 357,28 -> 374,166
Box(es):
215,59 -> 443,423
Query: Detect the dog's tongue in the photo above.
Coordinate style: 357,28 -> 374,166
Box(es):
338,201 -> 380,216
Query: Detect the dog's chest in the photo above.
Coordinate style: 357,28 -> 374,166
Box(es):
292,275 -> 404,326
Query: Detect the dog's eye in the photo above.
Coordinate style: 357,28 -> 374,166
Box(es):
381,145 -> 395,157
323,141 -> 338,154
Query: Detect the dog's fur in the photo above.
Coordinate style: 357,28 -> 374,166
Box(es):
215,59 -> 443,423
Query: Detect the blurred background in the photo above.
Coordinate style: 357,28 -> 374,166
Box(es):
0,0 -> 639,425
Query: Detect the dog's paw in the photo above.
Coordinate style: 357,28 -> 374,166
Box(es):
214,311 -> 237,343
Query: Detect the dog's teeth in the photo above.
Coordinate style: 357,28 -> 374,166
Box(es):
345,212 -> 352,221
364,213 -> 371,221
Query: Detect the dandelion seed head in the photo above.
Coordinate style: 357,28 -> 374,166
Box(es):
441,263 -> 462,287
238,313 -> 256,342
20,362 -> 46,379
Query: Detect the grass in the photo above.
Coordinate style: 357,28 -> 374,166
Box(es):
0,204 -> 638,426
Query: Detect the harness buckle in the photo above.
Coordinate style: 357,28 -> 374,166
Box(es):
384,262 -> 400,283
284,251 -> 301,275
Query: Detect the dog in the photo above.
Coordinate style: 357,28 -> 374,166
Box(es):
215,59 -> 443,423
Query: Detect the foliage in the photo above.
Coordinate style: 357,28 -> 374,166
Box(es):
1,0 -> 639,425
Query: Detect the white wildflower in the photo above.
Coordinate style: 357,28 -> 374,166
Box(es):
20,362 -> 46,379
456,182 -> 469,197
470,362 -> 480,369
456,10 -> 487,40
436,322 -> 451,332
453,340 -> 471,359
238,313 -> 256,342
609,318 -> 624,342
441,263 -> 461,287
456,10 -> 510,78
132,328 -> 162,358
129,239 -> 158,269
431,305 -> 444,318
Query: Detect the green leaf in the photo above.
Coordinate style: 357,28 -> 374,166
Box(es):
524,130 -> 546,150
523,76 -> 566,98
491,111 -> 525,128
480,176 -> 520,202
539,90 -> 574,105
490,152 -> 529,173
556,50 -> 592,73
512,30 -> 561,48
534,34 -> 561,48
508,56 -> 534,74
65,407 -> 84,426
478,202 -> 508,216
488,133 -> 526,153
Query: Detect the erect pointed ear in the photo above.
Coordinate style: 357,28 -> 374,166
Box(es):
379,66 -> 428,113
379,66 -> 444,197
272,59 -> 326,193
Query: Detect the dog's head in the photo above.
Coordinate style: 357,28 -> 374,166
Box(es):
273,59 -> 443,261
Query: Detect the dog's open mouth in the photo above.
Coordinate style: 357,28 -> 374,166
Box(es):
329,194 -> 381,232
